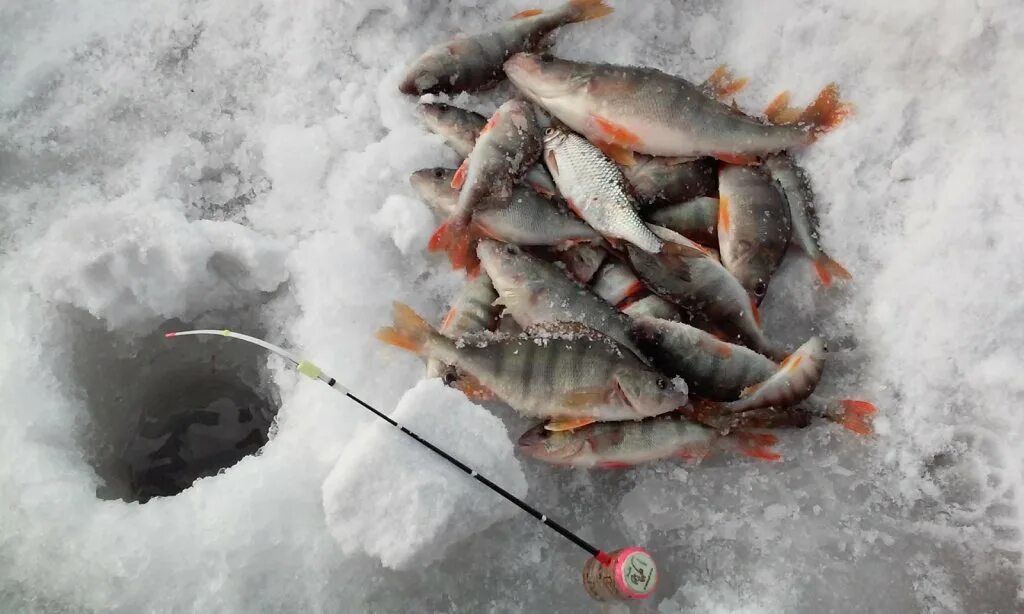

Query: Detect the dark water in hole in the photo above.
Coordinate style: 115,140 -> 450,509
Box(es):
125,374 -> 275,502
66,311 -> 279,503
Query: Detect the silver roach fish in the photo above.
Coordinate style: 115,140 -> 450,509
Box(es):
632,317 -> 877,434
542,127 -> 663,252
426,271 -> 499,386
645,196 -> 720,247
476,239 -> 644,358
626,226 -> 785,361
377,303 -> 687,427
411,168 -> 600,248
717,165 -> 792,303
505,53 -> 851,162
417,102 -> 556,196
763,153 -> 851,286
431,99 -> 543,269
399,0 -> 613,95
622,155 -> 718,209
518,414 -> 781,468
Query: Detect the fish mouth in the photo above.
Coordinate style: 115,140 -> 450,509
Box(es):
399,74 -> 420,95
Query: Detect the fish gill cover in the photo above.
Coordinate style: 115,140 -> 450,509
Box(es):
1,0 -> 1023,612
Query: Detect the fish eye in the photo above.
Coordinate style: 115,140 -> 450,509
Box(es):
544,127 -> 556,137
503,243 -> 519,255
753,282 -> 767,297
442,371 -> 458,385
655,378 -> 668,390
433,168 -> 445,178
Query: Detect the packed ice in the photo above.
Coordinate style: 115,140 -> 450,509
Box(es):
2,0 -> 1023,612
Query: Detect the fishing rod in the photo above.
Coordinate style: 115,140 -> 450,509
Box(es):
165,329 -> 658,601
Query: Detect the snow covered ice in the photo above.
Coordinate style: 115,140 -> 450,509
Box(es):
2,0 -> 1023,612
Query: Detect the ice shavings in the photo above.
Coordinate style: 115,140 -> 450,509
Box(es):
321,379 -> 527,570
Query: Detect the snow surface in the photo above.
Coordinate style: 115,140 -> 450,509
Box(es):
2,0 -> 1023,612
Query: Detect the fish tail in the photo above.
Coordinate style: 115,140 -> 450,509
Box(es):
376,302 -> 437,355
813,253 -> 852,286
798,83 -> 853,140
732,431 -> 782,462
428,219 -> 480,272
567,0 -> 614,22
833,400 -> 877,436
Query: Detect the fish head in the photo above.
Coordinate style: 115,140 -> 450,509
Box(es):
476,239 -> 534,288
410,168 -> 459,216
517,423 -> 586,462
505,53 -> 589,101
399,46 -> 455,95
614,368 -> 688,417
542,126 -> 570,151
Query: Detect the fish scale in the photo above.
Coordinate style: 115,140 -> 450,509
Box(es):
543,129 -> 663,252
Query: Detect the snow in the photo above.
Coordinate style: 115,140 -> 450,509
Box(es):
322,379 -> 527,570
2,0 -> 1024,612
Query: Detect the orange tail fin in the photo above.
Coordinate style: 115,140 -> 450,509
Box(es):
568,0 -> 613,22
798,83 -> 853,139
375,302 -> 436,354
813,253 -> 852,286
835,400 -> 877,435
428,220 -> 480,272
733,431 -> 782,462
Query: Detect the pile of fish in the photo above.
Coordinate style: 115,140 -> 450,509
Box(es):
379,0 -> 876,469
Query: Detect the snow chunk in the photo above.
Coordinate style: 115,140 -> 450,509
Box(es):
371,194 -> 436,255
28,197 -> 288,328
321,379 -> 527,570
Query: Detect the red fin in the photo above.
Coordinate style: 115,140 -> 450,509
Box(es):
596,141 -> 636,166
428,221 -> 452,252
813,254 -> 852,286
713,152 -> 761,165
451,160 -> 469,189
375,302 -> 434,354
564,197 -> 583,218
622,280 -> 645,301
511,8 -> 543,19
733,431 -> 782,462
568,0 -> 614,22
836,400 -> 877,436
545,416 -> 598,432
446,229 -> 476,271
704,65 -> 749,100
455,374 -> 496,401
440,306 -> 457,331
591,115 -> 642,147
799,83 -> 853,140
749,296 -> 762,326
480,113 -> 501,136
596,460 -> 633,469
765,91 -> 801,125
717,195 -> 731,234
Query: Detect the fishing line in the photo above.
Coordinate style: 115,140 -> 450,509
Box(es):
165,328 -> 658,601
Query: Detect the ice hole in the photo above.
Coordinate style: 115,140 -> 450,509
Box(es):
66,309 -> 279,503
